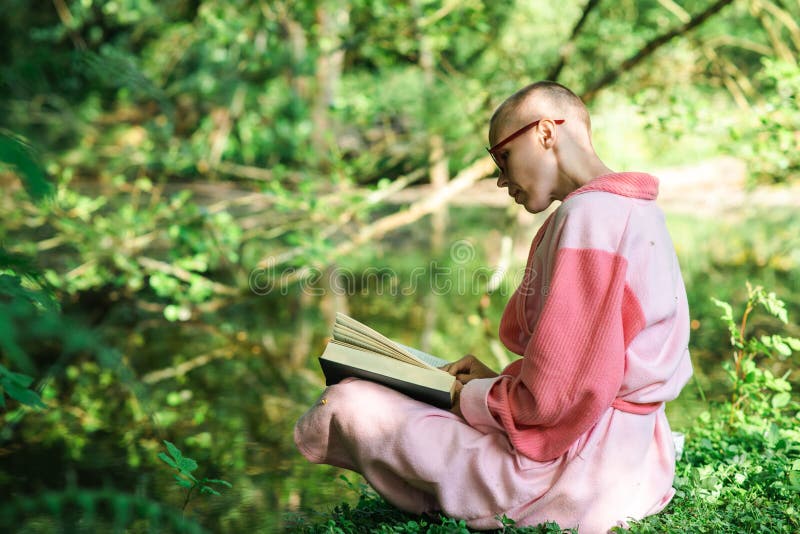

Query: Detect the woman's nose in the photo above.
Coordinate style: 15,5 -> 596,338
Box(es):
496,174 -> 508,188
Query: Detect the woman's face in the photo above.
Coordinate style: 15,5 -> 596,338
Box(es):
490,116 -> 561,214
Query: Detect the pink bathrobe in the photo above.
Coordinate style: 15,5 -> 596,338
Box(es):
295,172 -> 693,533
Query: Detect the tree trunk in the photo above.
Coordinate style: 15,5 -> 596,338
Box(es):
416,2 -> 449,352
312,2 -> 349,165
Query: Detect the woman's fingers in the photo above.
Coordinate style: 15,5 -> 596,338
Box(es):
441,355 -> 497,389
440,355 -> 473,375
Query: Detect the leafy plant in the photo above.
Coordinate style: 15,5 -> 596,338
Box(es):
0,132 -> 54,411
0,262 -> 49,410
0,367 -> 45,410
624,282 -> 800,532
729,58 -> 800,185
158,440 -> 232,513
0,130 -> 53,201
711,282 -> 800,427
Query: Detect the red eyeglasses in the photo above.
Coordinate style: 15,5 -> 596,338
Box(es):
486,119 -> 565,170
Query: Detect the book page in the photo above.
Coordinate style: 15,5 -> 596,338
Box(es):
334,317 -> 425,367
335,313 -> 445,370
393,342 -> 449,368
332,323 -> 417,365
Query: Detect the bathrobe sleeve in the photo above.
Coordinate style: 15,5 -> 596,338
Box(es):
460,242 -> 647,461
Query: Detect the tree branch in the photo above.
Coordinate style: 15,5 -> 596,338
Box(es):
581,0 -> 736,103
757,0 -> 800,55
137,257 -> 239,296
254,167 -> 428,268
418,0 -> 462,28
330,156 -> 494,255
547,0 -> 603,81
658,0 -> 691,23
141,347 -> 234,384
259,156 -> 496,286
52,0 -> 87,50
752,1 -> 796,62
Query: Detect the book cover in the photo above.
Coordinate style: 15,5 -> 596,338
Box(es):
318,315 -> 455,409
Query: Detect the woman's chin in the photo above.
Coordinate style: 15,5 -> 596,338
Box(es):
523,198 -> 551,214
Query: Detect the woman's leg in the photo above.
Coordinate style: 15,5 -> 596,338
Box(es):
294,378 -> 560,523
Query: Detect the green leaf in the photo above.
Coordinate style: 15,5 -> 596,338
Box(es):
0,130 -> 53,202
164,440 -> 183,462
761,292 -> 788,323
773,340 -> 792,357
771,392 -> 791,409
3,380 -> 46,408
789,471 -> 800,491
158,452 -> 178,468
7,372 -> 34,388
785,337 -> 800,351
178,457 -> 198,473
199,486 -> 220,496
770,377 -> 792,392
711,298 -> 733,322
173,475 -> 193,489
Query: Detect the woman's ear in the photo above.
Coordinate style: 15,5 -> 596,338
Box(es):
537,119 -> 558,149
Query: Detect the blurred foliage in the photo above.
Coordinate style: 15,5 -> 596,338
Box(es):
0,486 -> 207,533
2,0 -> 799,190
1,0 -> 800,531
0,130 -> 53,201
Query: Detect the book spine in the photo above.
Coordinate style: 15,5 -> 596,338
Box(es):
319,359 -> 452,410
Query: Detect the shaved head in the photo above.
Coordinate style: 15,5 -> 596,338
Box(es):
490,81 -> 591,144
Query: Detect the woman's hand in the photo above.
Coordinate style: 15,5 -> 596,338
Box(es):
443,355 -> 497,418
440,354 -> 498,385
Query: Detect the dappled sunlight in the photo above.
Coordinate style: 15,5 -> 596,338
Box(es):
2,0 -> 799,531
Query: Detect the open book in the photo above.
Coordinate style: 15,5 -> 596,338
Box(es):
318,313 -> 456,409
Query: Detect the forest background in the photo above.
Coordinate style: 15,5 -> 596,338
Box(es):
1,0 -> 800,532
